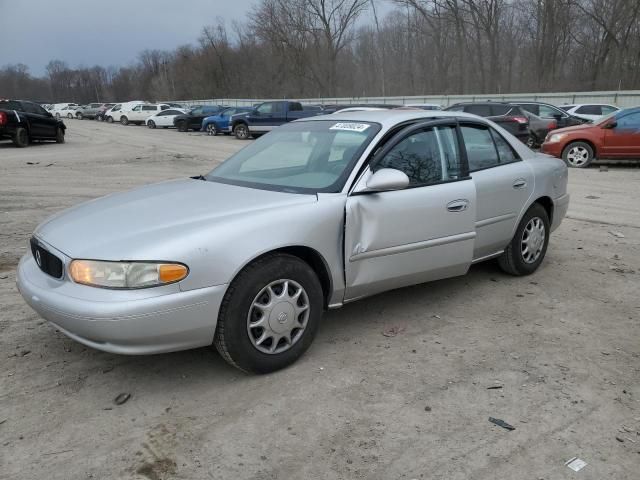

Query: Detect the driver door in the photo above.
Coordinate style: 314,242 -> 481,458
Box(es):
601,111 -> 640,157
344,121 -> 476,301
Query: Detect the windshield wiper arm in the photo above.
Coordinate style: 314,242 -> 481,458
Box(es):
190,174 -> 206,181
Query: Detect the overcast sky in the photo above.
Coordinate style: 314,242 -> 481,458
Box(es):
0,0 -> 257,75
0,0 -> 394,77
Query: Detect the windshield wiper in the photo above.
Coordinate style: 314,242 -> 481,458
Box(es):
190,174 -> 206,181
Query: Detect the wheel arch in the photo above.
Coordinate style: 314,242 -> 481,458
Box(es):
232,246 -> 333,309
533,196 -> 554,225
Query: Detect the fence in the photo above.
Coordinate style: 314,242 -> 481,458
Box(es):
167,90 -> 640,108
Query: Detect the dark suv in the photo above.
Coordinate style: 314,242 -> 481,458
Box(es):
173,105 -> 226,132
444,102 -> 529,142
511,101 -> 587,128
0,99 -> 66,147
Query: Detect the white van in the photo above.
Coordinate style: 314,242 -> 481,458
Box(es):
119,104 -> 170,125
104,101 -> 144,124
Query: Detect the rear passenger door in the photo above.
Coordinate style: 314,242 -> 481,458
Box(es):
22,102 -> 56,138
460,122 -> 534,260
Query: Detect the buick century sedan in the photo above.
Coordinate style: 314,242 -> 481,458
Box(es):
17,111 -> 569,373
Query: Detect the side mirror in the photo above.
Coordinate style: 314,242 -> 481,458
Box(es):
602,120 -> 617,129
552,114 -> 563,121
357,168 -> 410,193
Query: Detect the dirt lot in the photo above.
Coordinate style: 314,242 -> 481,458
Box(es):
1,120 -> 639,480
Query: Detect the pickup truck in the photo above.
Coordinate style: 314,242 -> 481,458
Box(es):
230,101 -> 324,139
0,99 -> 66,148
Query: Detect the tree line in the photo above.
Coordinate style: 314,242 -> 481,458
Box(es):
2,0 -> 640,104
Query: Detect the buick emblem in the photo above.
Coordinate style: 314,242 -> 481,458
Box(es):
277,312 -> 288,324
35,249 -> 42,267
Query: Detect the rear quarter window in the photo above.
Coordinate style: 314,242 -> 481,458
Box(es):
1,101 -> 24,111
465,105 -> 492,117
490,105 -> 511,116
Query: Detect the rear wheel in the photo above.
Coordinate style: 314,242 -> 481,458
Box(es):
76,112 -> 83,120
147,120 -> 156,129
55,127 -> 65,143
234,123 -> 250,140
55,113 -> 61,120
498,203 -> 550,276
67,113 -> 73,119
562,141 -> 594,168
525,135 -> 538,149
120,116 -> 129,126
214,254 -> 323,373
12,127 -> 29,148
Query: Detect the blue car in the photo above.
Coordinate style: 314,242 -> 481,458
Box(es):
201,107 -> 253,135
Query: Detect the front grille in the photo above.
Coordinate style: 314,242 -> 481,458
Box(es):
30,237 -> 64,279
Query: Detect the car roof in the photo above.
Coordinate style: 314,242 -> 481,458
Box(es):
296,109 -> 482,129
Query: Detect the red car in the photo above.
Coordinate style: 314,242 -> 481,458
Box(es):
541,107 -> 640,167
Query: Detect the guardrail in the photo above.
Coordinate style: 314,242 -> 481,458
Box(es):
166,90 -> 640,108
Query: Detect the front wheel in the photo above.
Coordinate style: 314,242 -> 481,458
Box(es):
76,113 -> 83,120
67,113 -> 73,119
525,135 -> 538,149
106,116 -> 113,123
177,121 -> 187,132
55,127 -> 65,143
234,123 -> 250,140
214,254 -> 323,373
147,120 -> 156,129
206,123 -> 218,136
498,203 -> 550,276
562,141 -> 594,168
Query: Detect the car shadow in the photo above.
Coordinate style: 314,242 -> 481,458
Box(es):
46,259 -> 510,387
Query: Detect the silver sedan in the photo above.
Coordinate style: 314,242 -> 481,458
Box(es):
17,111 -> 569,373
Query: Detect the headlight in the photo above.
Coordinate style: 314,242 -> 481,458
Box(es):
548,133 -> 567,143
69,260 -> 188,289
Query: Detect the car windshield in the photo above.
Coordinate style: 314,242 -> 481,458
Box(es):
206,120 -> 381,193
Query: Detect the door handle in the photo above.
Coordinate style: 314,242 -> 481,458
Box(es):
513,178 -> 527,189
447,199 -> 469,212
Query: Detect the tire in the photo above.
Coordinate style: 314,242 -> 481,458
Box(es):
206,123 -> 218,136
147,120 -> 156,129
214,254 -> 323,374
562,141 -> 594,168
177,121 -> 187,132
76,112 -> 83,120
234,123 -> 250,140
525,135 -> 538,149
498,203 -> 550,276
55,113 -> 61,120
55,127 -> 65,144
12,127 -> 29,148
67,113 -> 73,119
106,116 -> 113,123
120,116 -> 129,126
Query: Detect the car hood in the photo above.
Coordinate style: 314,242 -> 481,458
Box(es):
35,179 -> 317,259
549,123 -> 597,135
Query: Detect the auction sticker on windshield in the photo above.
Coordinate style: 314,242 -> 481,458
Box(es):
330,122 -> 370,132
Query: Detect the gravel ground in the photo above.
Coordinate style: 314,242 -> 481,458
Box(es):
1,120 -> 639,480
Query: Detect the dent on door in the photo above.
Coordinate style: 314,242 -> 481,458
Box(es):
344,180 -> 477,302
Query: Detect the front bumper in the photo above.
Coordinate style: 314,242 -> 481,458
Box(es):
541,142 -> 563,158
16,254 -> 227,355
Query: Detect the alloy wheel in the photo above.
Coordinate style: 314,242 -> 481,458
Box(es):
566,146 -> 590,167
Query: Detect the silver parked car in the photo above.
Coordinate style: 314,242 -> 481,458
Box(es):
17,111 -> 569,373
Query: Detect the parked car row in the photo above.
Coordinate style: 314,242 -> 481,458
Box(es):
19,97 -> 639,168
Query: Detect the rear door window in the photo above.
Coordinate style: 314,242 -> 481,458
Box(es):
142,105 -> 157,111
576,105 -> 602,115
490,105 -> 511,116
518,104 -> 539,115
465,105 -> 492,117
